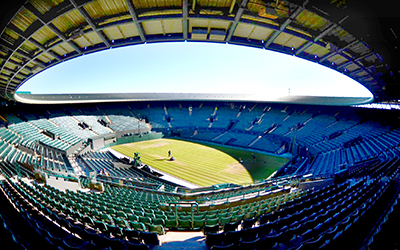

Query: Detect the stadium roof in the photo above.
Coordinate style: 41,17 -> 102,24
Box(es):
1,0 -> 399,103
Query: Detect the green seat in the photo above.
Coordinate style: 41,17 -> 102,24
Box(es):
94,220 -> 108,233
101,214 -> 115,225
155,214 -> 167,220
139,216 -> 152,225
152,218 -> 165,226
134,211 -> 145,217
219,208 -> 229,214
127,213 -> 139,222
241,204 -> 250,209
154,210 -> 165,216
98,205 -> 108,212
193,219 -> 205,230
249,204 -> 260,212
74,202 -> 83,212
178,219 -> 192,230
217,212 -> 228,218
144,212 -> 156,219
148,224 -> 165,235
227,210 -> 239,217
123,208 -> 134,215
207,210 -> 218,216
144,208 -> 153,213
165,218 -> 178,230
130,221 -> 146,232
82,215 -> 95,227
205,218 -> 219,227
240,208 -> 250,215
259,203 -> 268,210
229,206 -> 240,213
244,211 -> 257,220
134,207 -> 144,213
205,214 -> 217,220
179,215 -> 191,220
82,206 -> 92,214
218,216 -> 232,226
115,217 -> 130,229
193,215 -> 204,220
230,214 -> 243,222
165,211 -> 175,217
116,211 -> 127,219
195,211 -> 207,216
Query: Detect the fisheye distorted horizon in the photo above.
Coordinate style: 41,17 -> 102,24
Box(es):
17,42 -> 373,99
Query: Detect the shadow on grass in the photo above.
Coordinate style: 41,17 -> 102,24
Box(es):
178,139 -> 289,182
153,158 -> 168,161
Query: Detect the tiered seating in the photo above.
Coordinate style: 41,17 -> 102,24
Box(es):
80,152 -> 144,178
79,151 -> 178,192
35,145 -> 73,173
1,101 -> 400,250
249,136 -> 284,154
50,115 -> 97,140
308,122 -> 386,155
180,128 -> 224,141
162,189 -> 304,232
212,131 -> 257,147
205,178 -> 388,249
73,114 -> 112,135
1,177 -> 153,249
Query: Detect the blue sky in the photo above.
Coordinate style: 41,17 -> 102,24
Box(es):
18,41 -> 373,98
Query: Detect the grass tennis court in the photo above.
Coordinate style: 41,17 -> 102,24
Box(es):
112,138 -> 289,187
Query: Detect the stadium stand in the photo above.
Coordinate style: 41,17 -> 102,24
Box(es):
1,101 -> 400,250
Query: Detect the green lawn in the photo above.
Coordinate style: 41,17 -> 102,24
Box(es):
112,138 -> 289,187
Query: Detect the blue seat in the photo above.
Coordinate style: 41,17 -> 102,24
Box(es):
241,227 -> 259,242
224,230 -> 243,246
210,243 -> 235,249
237,237 -> 260,250
223,221 -> 240,233
140,231 -> 160,246
206,232 -> 225,248
103,235 -> 128,250
126,241 -> 149,250
258,231 -> 282,249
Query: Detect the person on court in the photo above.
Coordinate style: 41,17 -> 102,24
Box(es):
252,153 -> 256,162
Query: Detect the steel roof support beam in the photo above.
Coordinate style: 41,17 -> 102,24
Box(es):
229,0 -> 237,14
192,0 -> 196,12
339,51 -> 373,75
0,41 -> 46,69
349,68 -> 364,77
225,0 -> 249,42
336,60 -> 354,70
295,23 -> 337,56
48,23 -> 83,53
264,6 -> 303,48
0,73 -> 13,79
319,40 -> 358,63
25,3 -> 83,54
183,0 -> 188,40
0,56 -> 23,68
28,38 -> 62,61
2,68 -> 25,76
69,0 -> 111,47
126,0 -> 146,42
336,52 -> 373,70
4,23 -> 62,61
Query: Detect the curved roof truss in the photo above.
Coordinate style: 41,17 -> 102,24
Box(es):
0,0 -> 387,102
